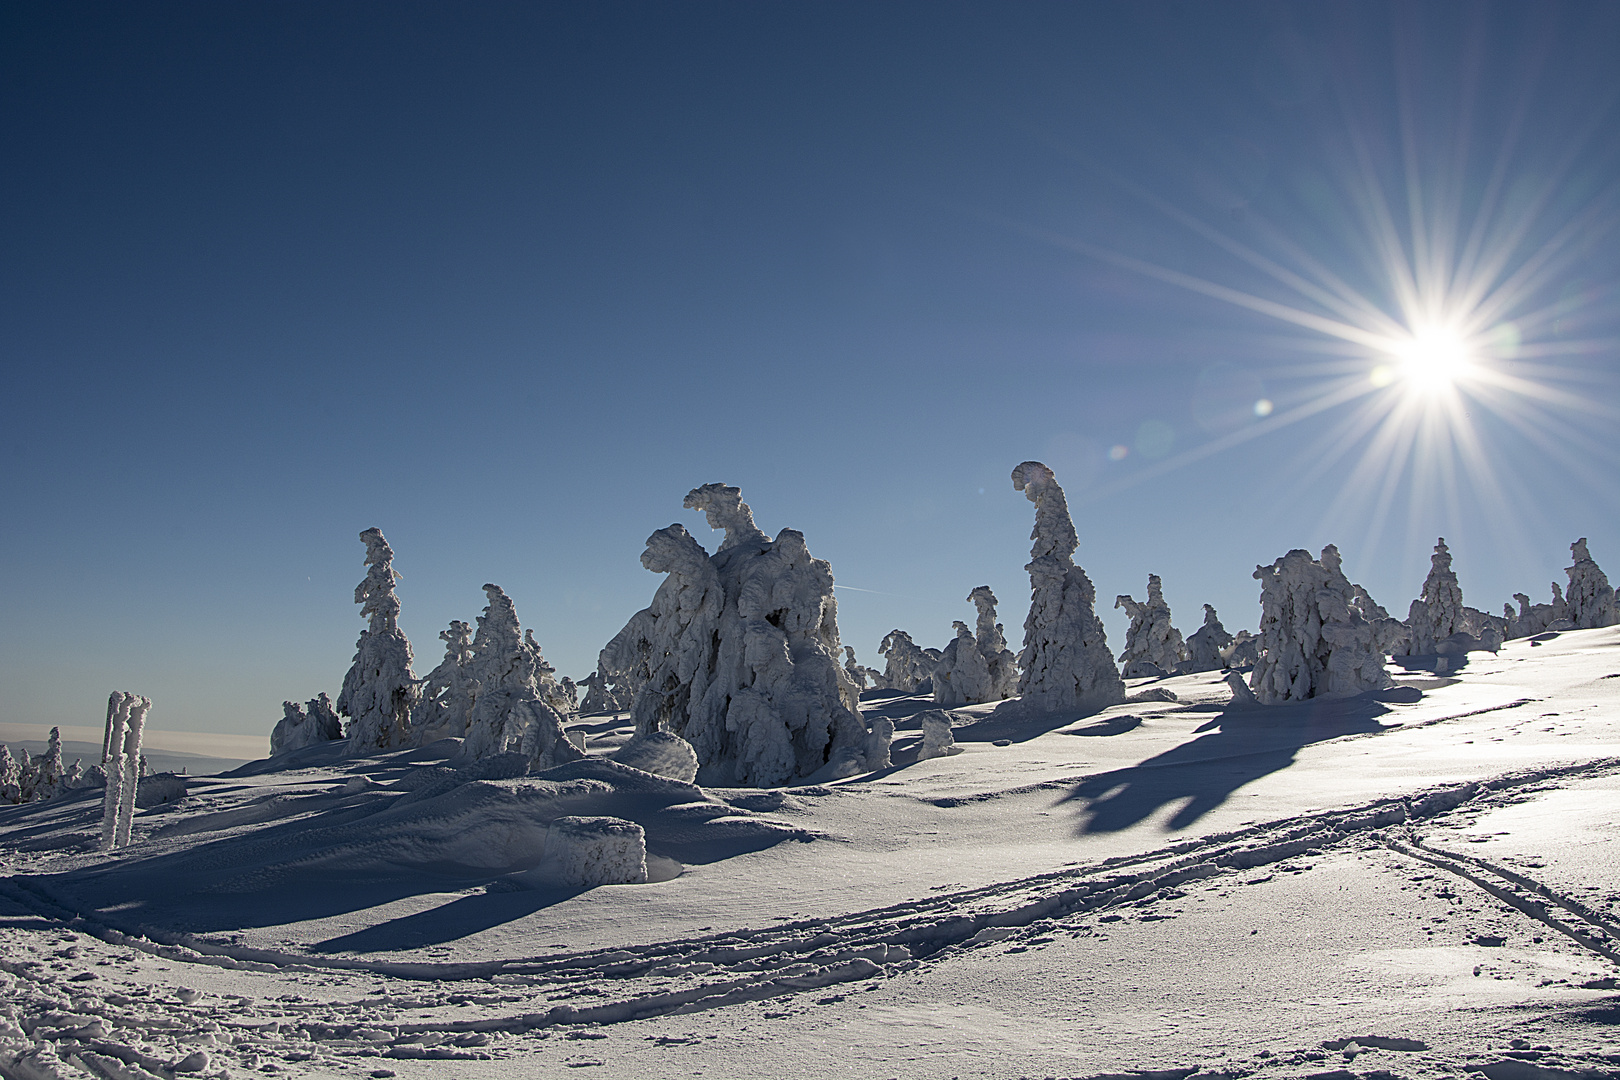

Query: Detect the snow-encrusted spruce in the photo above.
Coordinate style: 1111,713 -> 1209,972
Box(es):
1114,575 -> 1189,679
622,482 -> 871,787
1507,584 -> 1572,638
459,584 -> 584,771
1183,605 -> 1234,673
1565,538 -> 1618,629
270,694 -> 343,755
338,528 -> 419,754
878,630 -> 940,694
621,523 -> 725,741
1001,461 -> 1124,715
842,646 -> 880,691
0,745 -> 22,804
933,587 -> 1019,705
1249,545 -> 1389,703
27,727 -> 65,803
411,620 -> 475,743
1219,630 -> 1259,670
1400,538 -> 1466,656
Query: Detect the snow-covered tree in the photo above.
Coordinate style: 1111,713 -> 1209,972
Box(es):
411,620 -> 475,742
1,745 -> 23,804
337,528 -> 419,754
843,645 -> 881,691
1565,538 -> 1618,629
933,586 -> 1018,705
1114,575 -> 1189,678
1219,630 -> 1260,670
27,727 -> 65,802
1183,605 -> 1234,673
1508,583 -> 1571,638
1249,545 -> 1389,703
1003,461 -> 1124,715
878,630 -> 939,693
1399,538 -> 1466,656
271,693 -> 344,755
460,584 -> 584,772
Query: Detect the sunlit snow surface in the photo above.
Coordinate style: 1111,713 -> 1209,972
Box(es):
5,628 -> 1620,1078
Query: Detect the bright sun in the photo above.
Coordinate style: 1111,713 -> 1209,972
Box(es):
1387,325 -> 1475,392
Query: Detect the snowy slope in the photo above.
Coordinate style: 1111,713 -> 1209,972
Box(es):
4,627 -> 1620,1079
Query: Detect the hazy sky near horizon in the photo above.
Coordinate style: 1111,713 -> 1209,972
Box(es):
3,2 -> 1618,738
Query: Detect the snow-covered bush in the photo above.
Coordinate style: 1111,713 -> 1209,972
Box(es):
545,816 -> 648,887
412,620 -> 476,742
271,694 -> 343,756
338,528 -> 419,754
917,710 -> 957,761
1,745 -> 24,804
1114,575 -> 1190,678
879,629 -> 940,694
1001,461 -> 1124,715
1183,605 -> 1234,673
1565,538 -> 1617,629
460,584 -> 584,772
933,586 -> 1019,705
1399,538 -> 1466,656
1249,544 -> 1390,703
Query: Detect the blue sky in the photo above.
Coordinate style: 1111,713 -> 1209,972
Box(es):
3,2 -> 1617,737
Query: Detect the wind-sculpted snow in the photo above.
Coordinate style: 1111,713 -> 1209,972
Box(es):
1182,605 -> 1233,673
338,529 -> 419,755
270,694 -> 343,756
1001,461 -> 1123,715
612,730 -> 700,784
933,587 -> 1018,705
412,621 -> 476,743
1114,575 -> 1189,679
459,586 -> 584,773
1565,538 -> 1617,629
878,630 -> 938,694
1399,537 -> 1466,656
1249,544 -> 1389,703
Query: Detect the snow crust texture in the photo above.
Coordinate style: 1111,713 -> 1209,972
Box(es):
338,528 -> 419,755
545,815 -> 648,887
1003,461 -> 1124,715
1250,544 -> 1389,703
932,587 -> 1018,705
1115,575 -> 1190,678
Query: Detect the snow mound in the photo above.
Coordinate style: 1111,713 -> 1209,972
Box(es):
916,710 -> 958,760
545,815 -> 648,887
612,731 -> 701,783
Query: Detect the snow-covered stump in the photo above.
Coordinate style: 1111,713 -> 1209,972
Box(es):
999,461 -> 1124,716
101,692 -> 131,850
864,716 -> 895,770
338,528 -> 419,754
1249,545 -> 1389,703
879,629 -> 939,694
1183,605 -> 1234,673
546,816 -> 648,887
1566,538 -> 1617,629
1400,538 -> 1466,656
1114,575 -> 1189,679
917,710 -> 957,761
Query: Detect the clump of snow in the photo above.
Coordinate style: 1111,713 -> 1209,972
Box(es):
612,730 -> 700,783
1183,605 -> 1234,673
1249,544 -> 1389,703
1115,575 -> 1190,678
917,710 -> 957,761
270,693 -> 343,756
412,620 -> 476,742
1565,538 -> 1617,629
878,630 -> 940,694
1001,461 -> 1124,715
1508,583 -> 1572,638
1398,538 -> 1467,656
933,587 -> 1019,705
864,716 -> 895,769
545,815 -> 649,887
338,528 -> 419,754
135,772 -> 188,808
459,585 -> 585,773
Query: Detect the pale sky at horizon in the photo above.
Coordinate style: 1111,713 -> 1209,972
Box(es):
3,2 -> 1617,738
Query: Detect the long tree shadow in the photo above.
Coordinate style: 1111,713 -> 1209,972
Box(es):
1060,693 -> 1402,834
310,883 -> 585,954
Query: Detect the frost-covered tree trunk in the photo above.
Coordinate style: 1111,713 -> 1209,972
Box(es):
1565,538 -> 1617,629
1003,461 -> 1123,715
1249,545 -> 1389,703
879,629 -> 940,694
338,528 -> 419,754
101,692 -> 131,849
1183,605 -> 1234,673
1114,575 -> 1189,678
1399,538 -> 1466,656
115,696 -> 149,847
459,585 -> 584,771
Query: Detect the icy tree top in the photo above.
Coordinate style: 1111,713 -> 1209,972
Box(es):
1012,461 -> 1078,563
355,527 -> 402,632
475,583 -> 524,664
684,483 -> 769,551
968,585 -> 1007,653
1573,537 -> 1593,564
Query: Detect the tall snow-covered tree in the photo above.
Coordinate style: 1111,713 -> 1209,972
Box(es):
338,528 -> 419,754
1250,545 -> 1388,703
1183,605 -> 1234,673
460,584 -> 583,771
1115,574 -> 1190,678
1400,538 -> 1466,656
412,620 -> 476,742
1565,538 -> 1617,629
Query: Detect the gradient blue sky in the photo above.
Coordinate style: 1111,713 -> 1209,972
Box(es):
3,2 -> 1618,738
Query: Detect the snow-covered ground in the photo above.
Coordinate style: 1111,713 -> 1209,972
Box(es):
5,627 -> 1620,1079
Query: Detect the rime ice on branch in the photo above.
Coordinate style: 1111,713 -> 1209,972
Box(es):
1002,461 -> 1123,715
1183,605 -> 1234,673
459,585 -> 584,771
933,586 -> 1018,705
1114,575 -> 1189,679
878,630 -> 939,694
1249,545 -> 1389,703
338,528 -> 419,754
1399,538 -> 1466,656
1565,538 -> 1618,629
